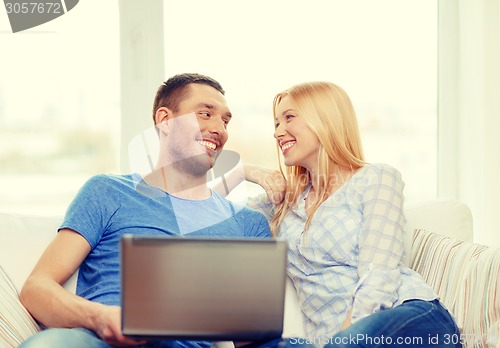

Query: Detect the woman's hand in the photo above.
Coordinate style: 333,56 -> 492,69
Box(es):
244,164 -> 286,204
340,307 -> 352,331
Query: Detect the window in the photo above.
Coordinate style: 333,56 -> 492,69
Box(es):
163,0 -> 437,204
0,0 -> 120,216
0,0 -> 437,217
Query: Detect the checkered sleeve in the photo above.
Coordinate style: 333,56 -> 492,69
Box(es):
351,164 -> 406,323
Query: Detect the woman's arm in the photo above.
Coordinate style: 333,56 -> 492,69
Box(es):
210,161 -> 286,204
350,165 -> 406,323
244,164 -> 287,204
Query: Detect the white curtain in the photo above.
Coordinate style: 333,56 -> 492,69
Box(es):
438,0 -> 500,246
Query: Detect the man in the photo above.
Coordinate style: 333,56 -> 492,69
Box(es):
19,73 -> 271,348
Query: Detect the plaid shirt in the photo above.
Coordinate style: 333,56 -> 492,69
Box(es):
248,163 -> 437,340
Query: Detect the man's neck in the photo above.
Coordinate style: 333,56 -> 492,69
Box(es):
143,167 -> 211,200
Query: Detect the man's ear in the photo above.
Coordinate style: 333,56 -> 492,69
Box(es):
155,107 -> 170,133
154,107 -> 171,125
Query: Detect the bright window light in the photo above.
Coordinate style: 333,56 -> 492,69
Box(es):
164,0 -> 437,204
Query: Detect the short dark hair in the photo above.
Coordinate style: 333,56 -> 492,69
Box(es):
152,73 -> 225,124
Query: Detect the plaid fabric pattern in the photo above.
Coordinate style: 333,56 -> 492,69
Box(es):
249,164 -> 437,340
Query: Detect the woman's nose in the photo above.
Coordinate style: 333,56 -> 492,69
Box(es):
274,123 -> 285,139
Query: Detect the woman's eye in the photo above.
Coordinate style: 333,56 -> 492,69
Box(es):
285,114 -> 295,121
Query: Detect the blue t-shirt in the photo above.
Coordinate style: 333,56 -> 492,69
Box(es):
60,174 -> 270,333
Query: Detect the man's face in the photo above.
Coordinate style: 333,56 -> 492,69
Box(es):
162,84 -> 232,175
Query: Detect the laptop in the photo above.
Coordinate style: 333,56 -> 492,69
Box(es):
120,235 -> 288,342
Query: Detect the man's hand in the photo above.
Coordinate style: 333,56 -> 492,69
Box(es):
91,304 -> 147,347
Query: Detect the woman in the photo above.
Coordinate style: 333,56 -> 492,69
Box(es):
231,82 -> 461,347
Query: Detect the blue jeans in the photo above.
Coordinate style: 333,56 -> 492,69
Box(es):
323,299 -> 461,348
19,328 -> 315,348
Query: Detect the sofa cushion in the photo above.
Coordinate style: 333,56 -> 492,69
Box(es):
0,266 -> 41,347
411,229 -> 500,347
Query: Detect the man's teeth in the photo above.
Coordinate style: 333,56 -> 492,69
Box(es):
281,142 -> 295,150
198,140 -> 216,150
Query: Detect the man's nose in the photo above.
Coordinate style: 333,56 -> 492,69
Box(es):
208,117 -> 227,135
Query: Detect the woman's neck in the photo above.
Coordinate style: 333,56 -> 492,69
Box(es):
308,165 -> 356,200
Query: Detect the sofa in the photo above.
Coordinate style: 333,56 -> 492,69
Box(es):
0,198 -> 499,347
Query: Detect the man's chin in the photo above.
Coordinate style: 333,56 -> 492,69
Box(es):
207,150 -> 223,165
196,152 -> 218,174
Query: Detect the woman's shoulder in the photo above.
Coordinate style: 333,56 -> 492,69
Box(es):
356,163 -> 403,185
360,163 -> 401,176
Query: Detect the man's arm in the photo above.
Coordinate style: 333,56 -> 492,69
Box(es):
19,229 -> 144,346
20,229 -> 93,328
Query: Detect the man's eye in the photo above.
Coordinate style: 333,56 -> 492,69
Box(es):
199,112 -> 210,118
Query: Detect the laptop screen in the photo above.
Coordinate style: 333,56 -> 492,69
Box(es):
120,235 -> 288,342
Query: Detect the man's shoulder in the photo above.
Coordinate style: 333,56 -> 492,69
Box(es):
84,173 -> 136,188
76,173 -> 138,200
211,191 -> 266,218
209,191 -> 271,237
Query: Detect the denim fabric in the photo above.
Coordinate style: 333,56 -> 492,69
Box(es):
323,300 -> 461,348
19,328 -> 113,348
19,328 -> 210,348
19,329 -> 316,348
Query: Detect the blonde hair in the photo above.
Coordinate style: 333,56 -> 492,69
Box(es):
270,82 -> 365,235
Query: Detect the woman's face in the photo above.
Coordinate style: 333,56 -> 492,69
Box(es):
273,95 -> 320,170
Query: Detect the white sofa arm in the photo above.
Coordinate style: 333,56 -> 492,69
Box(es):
403,198 -> 473,266
0,212 -> 77,293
